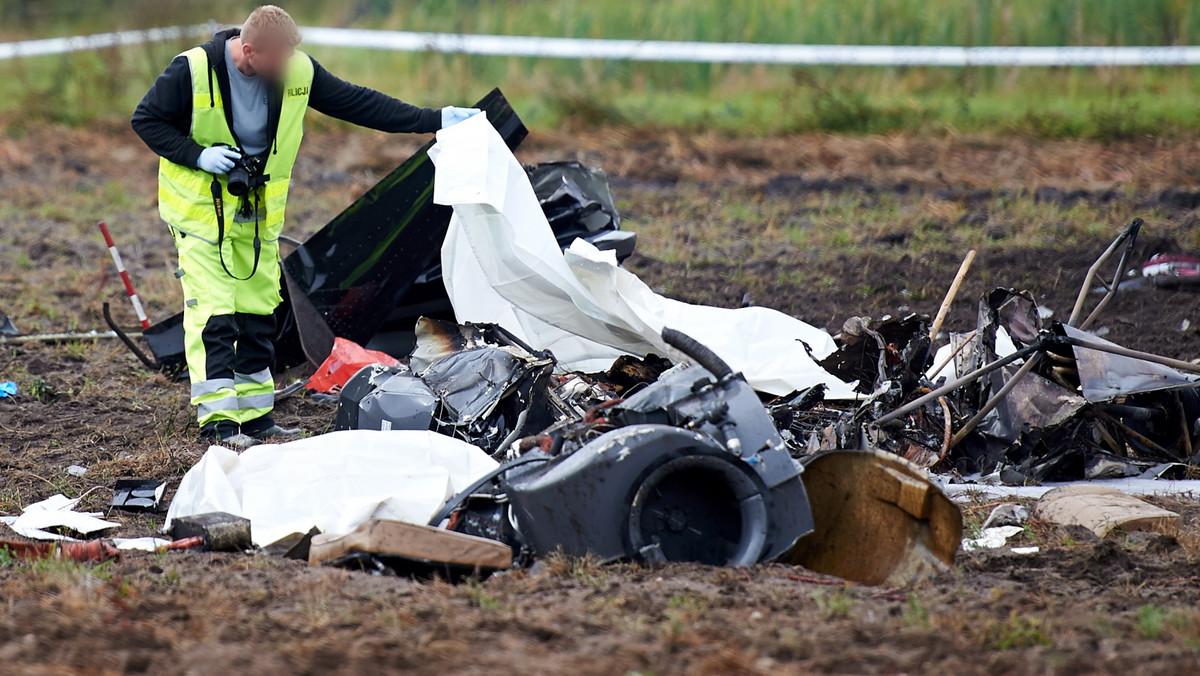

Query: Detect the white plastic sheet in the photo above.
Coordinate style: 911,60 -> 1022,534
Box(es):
164,430 -> 498,547
430,114 -> 857,398
961,525 -> 1023,552
0,494 -> 119,541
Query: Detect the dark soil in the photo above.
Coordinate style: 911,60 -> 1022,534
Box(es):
629,234 -> 1200,360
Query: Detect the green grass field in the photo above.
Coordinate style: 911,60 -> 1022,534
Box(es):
2,0 -> 1199,137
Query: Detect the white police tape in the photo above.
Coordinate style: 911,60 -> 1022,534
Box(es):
0,25 -> 207,61
300,27 -> 1200,67
4,24 -> 1200,67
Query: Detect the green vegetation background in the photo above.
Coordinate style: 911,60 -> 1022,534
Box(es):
1,0 -> 1198,137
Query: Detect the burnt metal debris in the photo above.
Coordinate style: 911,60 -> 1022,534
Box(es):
789,218 -> 1200,485
426,327 -> 815,568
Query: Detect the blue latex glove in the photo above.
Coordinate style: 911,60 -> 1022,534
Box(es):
196,146 -> 241,174
441,106 -> 482,129
0,381 -> 16,398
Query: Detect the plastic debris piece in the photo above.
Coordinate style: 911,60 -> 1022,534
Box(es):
112,537 -> 172,552
261,528 -> 320,559
783,450 -> 962,586
980,503 -> 1030,529
111,479 -> 167,512
1033,484 -> 1181,537
0,381 -> 15,398
0,314 -> 19,336
944,478 -> 1200,500
4,494 -> 119,540
65,465 -> 87,477
1139,463 -> 1191,481
962,525 -> 1024,551
1142,253 -> 1200,290
307,337 -> 404,394
23,493 -> 81,512
166,536 -> 206,551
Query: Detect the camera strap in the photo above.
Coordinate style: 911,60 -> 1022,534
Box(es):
209,177 -> 262,282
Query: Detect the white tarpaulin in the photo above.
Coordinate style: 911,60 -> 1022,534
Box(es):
430,114 -> 857,398
164,430 -> 499,547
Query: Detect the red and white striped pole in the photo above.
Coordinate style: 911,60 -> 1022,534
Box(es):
97,221 -> 150,330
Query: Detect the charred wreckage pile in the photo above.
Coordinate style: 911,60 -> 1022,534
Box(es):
16,90 -> 1200,586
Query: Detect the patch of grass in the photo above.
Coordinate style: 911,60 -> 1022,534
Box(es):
797,79 -> 920,135
631,180 -> 1138,270
464,579 -> 502,610
811,588 -> 856,620
27,376 -> 57,403
1138,605 -> 1168,640
4,2 -> 1200,137
667,592 -> 710,614
1133,605 -> 1200,650
21,554 -> 114,582
979,612 -> 1054,650
543,551 -> 605,587
902,593 -> 932,630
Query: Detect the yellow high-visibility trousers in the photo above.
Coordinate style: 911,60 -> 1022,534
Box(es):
171,219 -> 281,435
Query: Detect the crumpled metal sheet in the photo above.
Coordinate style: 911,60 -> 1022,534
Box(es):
991,289 -> 1042,345
1063,324 -> 1200,402
978,365 -> 1087,443
819,314 -> 930,395
424,348 -> 542,425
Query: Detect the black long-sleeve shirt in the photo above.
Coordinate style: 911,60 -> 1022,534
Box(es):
131,28 -> 441,168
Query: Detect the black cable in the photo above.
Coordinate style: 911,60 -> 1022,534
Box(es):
210,177 -> 261,281
661,327 -> 733,379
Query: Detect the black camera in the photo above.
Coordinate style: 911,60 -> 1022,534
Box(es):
215,144 -> 268,197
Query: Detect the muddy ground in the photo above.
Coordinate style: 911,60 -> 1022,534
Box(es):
4,124 -> 1200,674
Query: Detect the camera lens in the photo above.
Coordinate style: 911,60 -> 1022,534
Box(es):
227,166 -> 250,196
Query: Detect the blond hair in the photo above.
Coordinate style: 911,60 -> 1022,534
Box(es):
242,5 -> 301,47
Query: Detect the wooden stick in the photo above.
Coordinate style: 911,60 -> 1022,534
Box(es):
1176,392 -> 1194,457
929,249 -> 976,343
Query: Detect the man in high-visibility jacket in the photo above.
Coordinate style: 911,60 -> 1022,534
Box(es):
132,5 -> 479,447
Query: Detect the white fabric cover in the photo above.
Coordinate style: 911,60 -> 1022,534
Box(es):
165,430 -> 498,547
